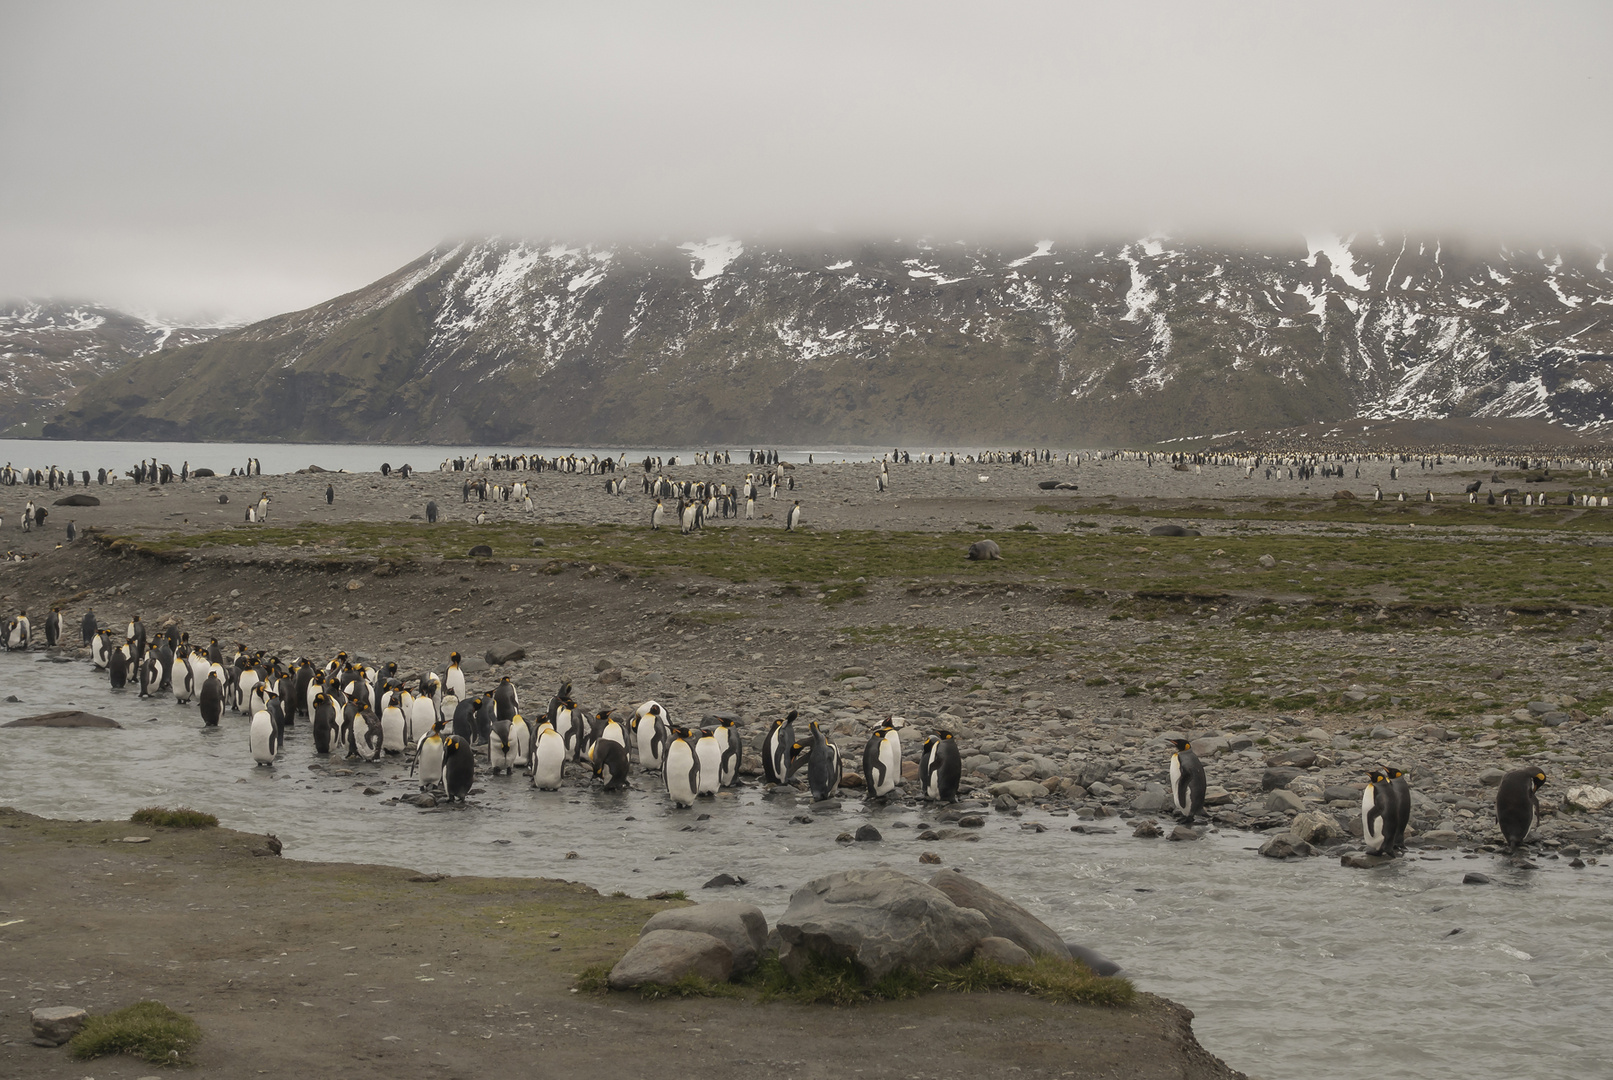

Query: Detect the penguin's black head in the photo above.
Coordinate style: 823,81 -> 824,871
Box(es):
1169,738 -> 1191,751
1386,767 -> 1407,780
1367,769 -> 1386,783
785,708 -> 797,722
1532,771 -> 1547,789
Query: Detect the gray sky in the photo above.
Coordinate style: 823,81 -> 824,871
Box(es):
3,1 -> 1610,324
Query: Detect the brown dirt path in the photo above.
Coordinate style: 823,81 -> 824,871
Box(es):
0,810 -> 1241,1080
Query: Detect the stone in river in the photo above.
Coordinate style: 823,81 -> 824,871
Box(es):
1168,825 -> 1202,841
1132,819 -> 1162,838
1258,834 -> 1313,858
1340,853 -> 1393,869
3,711 -> 121,729
1463,872 -> 1492,885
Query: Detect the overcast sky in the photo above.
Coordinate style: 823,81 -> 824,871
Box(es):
2,1 -> 1610,324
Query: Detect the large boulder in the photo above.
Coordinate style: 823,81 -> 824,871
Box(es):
642,902 -> 768,974
607,929 -> 733,990
776,869 -> 991,981
927,870 -> 1068,958
973,936 -> 1032,967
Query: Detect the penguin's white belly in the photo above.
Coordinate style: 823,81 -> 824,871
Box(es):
510,720 -> 531,764
408,699 -> 436,744
531,731 -> 565,789
249,711 -> 276,765
417,741 -> 445,787
694,738 -> 722,795
446,668 -> 467,698
665,743 -> 698,807
1170,756 -> 1186,814
1362,788 -> 1388,852
874,737 -> 900,795
380,707 -> 408,753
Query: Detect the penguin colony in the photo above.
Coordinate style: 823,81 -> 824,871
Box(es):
54,621 -> 973,810
12,611 -> 1561,856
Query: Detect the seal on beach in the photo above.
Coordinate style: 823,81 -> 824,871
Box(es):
441,735 -> 475,802
762,709 -> 797,785
863,721 -> 902,799
1168,738 -> 1206,822
664,727 -> 699,808
530,720 -> 566,790
805,720 -> 841,801
967,539 -> 1002,560
250,707 -> 282,765
1496,768 -> 1546,851
920,731 -> 962,802
1362,769 -> 1393,854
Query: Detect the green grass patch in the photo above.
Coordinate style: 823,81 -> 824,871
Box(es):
930,954 -> 1137,1006
108,518 -> 1613,612
129,806 -> 218,829
68,1000 -> 202,1065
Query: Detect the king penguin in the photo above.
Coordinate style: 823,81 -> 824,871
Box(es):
762,709 -> 797,785
1385,767 -> 1412,853
805,720 -> 841,801
1362,769 -> 1393,854
862,720 -> 902,800
663,727 -> 700,808
530,719 -> 566,790
919,731 -> 962,802
786,500 -> 803,531
441,735 -> 475,803
1167,738 -> 1207,822
1496,768 -> 1546,852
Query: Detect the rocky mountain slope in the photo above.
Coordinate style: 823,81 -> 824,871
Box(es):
44,234 -> 1613,445
0,302 -> 226,435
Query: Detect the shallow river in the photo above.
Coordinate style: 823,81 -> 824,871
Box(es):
2,652 -> 1607,1080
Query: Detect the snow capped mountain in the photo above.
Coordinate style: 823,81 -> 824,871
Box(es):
0,301 -> 229,434
48,234 -> 1613,445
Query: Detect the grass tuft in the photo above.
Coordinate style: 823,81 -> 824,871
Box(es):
930,954 -> 1137,1006
68,1000 -> 202,1064
130,806 -> 218,829
574,964 -> 610,994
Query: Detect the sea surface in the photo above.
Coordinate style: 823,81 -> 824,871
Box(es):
2,651 -> 1608,1080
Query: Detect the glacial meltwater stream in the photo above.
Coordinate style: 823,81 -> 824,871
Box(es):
2,652 -> 1608,1080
